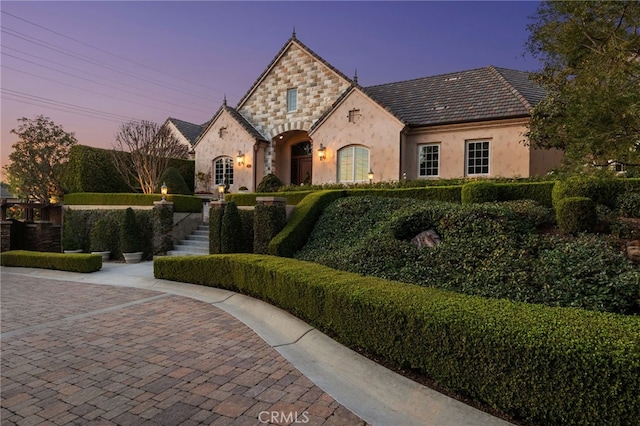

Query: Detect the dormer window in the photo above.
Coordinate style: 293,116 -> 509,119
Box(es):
287,88 -> 298,112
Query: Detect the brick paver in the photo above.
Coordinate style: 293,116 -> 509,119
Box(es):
0,273 -> 365,425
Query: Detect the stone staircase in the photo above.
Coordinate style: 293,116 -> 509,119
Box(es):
168,223 -> 209,256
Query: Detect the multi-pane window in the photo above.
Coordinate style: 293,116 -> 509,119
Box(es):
338,146 -> 370,183
466,141 -> 490,175
418,144 -> 439,177
287,88 -> 297,112
213,157 -> 234,185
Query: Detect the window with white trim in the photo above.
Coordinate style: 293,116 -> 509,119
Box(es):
286,88 -> 298,112
466,141 -> 490,175
338,146 -> 370,183
418,144 -> 440,177
213,157 -> 234,185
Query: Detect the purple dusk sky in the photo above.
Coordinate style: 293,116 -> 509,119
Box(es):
0,1 -> 542,178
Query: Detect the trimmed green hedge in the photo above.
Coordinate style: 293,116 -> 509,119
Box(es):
154,254 -> 640,426
495,181 -> 555,207
344,186 -> 462,203
552,176 -> 627,209
1,250 -> 102,272
461,182 -> 498,204
62,145 -> 195,193
63,193 -> 203,213
556,197 -> 597,234
226,191 -> 313,206
268,190 -> 346,257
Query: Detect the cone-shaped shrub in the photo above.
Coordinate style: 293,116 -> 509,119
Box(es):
221,201 -> 242,253
120,207 -> 142,253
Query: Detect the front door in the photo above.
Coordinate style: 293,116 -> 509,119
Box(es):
291,141 -> 312,185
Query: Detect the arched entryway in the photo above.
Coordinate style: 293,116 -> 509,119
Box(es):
272,130 -> 313,186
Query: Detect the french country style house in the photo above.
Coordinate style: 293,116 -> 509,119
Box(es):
167,33 -> 562,193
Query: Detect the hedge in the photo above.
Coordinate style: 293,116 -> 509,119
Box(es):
495,181 -> 555,207
461,182 -> 498,204
556,197 -> 597,234
1,250 -> 102,273
225,191 -> 313,206
344,186 -> 462,203
552,176 -> 629,209
268,190 -> 346,257
63,193 -> 203,213
154,254 -> 640,426
62,145 -> 195,193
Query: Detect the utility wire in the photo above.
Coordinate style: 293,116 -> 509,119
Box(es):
1,10 -> 231,96
2,45 -> 216,111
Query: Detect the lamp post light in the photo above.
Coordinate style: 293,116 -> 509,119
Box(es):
161,182 -> 168,201
218,184 -> 225,200
368,169 -> 374,184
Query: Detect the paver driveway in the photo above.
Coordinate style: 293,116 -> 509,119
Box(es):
0,273 -> 365,425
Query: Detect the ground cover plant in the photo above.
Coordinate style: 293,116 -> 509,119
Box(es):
295,196 -> 640,314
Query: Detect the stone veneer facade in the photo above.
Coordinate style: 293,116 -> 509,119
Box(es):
237,41 -> 351,175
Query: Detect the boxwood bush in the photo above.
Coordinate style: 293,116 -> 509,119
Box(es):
617,192 -> 640,218
154,254 -> 640,426
63,193 -> 202,213
254,201 -> 287,254
555,197 -> 597,234
221,201 -> 243,254
1,250 -> 102,272
461,181 -> 498,204
552,176 -> 626,209
225,191 -> 313,206
209,203 -> 224,254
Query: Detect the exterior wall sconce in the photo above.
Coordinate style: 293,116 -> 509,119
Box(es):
218,184 -> 225,200
368,169 -> 374,183
161,182 -> 168,201
318,143 -> 326,161
236,151 -> 245,166
219,127 -> 227,138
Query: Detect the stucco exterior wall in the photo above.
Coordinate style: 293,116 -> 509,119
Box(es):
403,118 -> 549,179
530,147 -> 564,176
311,89 -> 405,183
239,42 -> 351,138
194,111 -> 257,192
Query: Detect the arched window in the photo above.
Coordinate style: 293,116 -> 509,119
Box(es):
338,146 -> 370,183
213,156 -> 234,186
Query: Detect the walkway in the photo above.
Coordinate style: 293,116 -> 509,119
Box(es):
1,262 -> 512,426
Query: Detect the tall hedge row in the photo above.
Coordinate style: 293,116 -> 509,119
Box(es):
62,145 -> 195,193
154,254 -> 640,426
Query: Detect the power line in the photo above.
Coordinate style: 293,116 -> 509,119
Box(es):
1,10 -> 231,96
1,64 -> 210,118
2,50 -> 215,113
2,45 -> 216,111
2,27 -> 224,105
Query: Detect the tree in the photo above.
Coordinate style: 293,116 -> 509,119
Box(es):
3,116 -> 77,202
111,120 -> 189,194
525,1 -> 640,170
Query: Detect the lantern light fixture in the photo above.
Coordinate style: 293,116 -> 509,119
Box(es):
368,169 -> 374,184
318,143 -> 326,161
161,182 -> 168,201
218,184 -> 225,200
236,151 -> 245,166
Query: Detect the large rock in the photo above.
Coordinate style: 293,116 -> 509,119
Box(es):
627,240 -> 640,263
410,229 -> 441,248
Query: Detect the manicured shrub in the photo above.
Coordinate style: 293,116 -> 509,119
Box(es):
617,192 -> 640,218
62,208 -> 96,251
238,209 -> 255,253
157,167 -> 191,195
257,173 -> 284,193
167,157 -> 195,193
209,203 -> 224,254
254,201 -> 287,254
552,176 -> 626,209
154,254 -> 640,426
495,181 -> 555,207
151,205 -> 173,254
345,186 -> 462,203
226,191 -> 313,206
89,213 -> 118,254
62,145 -> 129,193
63,193 -> 202,213
221,201 -> 243,253
461,181 -> 498,204
1,250 -> 102,272
120,208 -> 142,253
556,197 -> 597,234
268,190 -> 346,257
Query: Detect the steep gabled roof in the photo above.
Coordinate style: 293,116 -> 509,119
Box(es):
167,117 -> 206,146
362,66 -> 546,127
194,102 -> 268,148
236,34 -> 352,110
